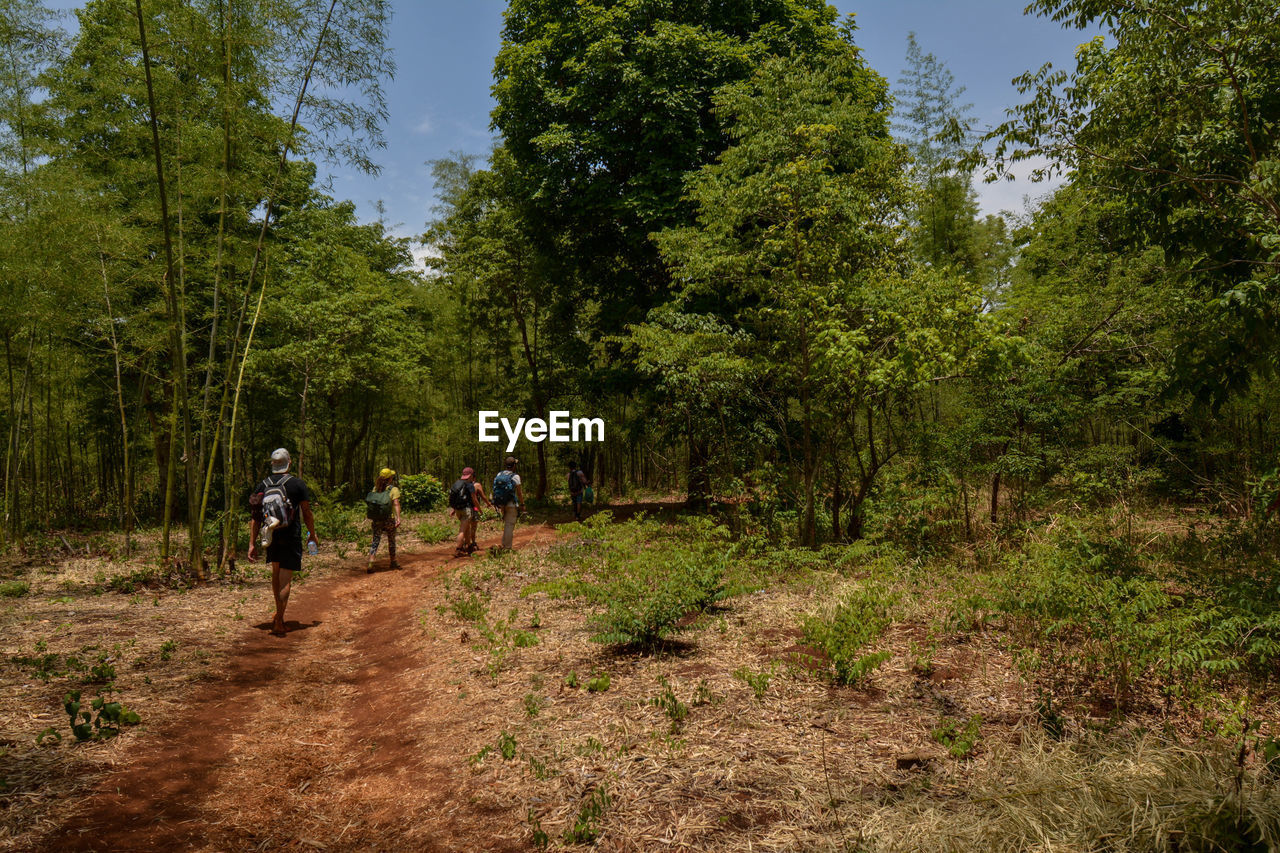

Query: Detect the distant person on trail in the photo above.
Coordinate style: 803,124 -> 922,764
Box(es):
493,456 -> 525,550
568,461 -> 589,521
365,467 -> 402,573
448,466 -> 483,557
248,448 -> 317,637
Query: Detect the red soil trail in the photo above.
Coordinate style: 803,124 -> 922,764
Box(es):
42,523 -> 557,853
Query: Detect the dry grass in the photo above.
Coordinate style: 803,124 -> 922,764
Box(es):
858,733 -> 1280,852
426,523 -> 1280,852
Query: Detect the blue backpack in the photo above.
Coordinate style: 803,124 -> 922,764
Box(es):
492,470 -> 517,506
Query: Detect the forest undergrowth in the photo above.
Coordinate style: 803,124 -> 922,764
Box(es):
0,498 -> 1277,851
444,508 -> 1280,852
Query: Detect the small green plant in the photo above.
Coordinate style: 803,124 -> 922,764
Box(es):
1035,690 -> 1066,740
649,676 -> 689,732
513,630 -> 539,648
734,664 -> 777,701
0,580 -> 30,597
468,744 -> 492,766
498,730 -> 517,760
931,714 -> 982,759
159,639 -> 178,662
802,585 -> 895,685
693,679 -> 718,706
564,671 -> 580,689
524,693 -> 545,718
528,754 -> 556,780
88,661 -> 116,683
12,652 -> 65,682
908,639 -> 936,677
586,672 -> 611,693
59,689 -> 141,742
528,808 -> 550,850
442,591 -> 489,623
563,786 -> 610,844
577,736 -> 605,756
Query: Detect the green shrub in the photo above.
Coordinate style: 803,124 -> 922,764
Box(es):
802,585 -> 895,685
0,580 -> 29,597
398,473 -> 446,512
498,730 -> 517,760
589,549 -> 728,648
416,519 -> 454,544
310,485 -> 363,544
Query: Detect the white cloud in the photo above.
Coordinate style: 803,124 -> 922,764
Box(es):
411,242 -> 441,266
973,154 -> 1064,219
413,114 -> 434,135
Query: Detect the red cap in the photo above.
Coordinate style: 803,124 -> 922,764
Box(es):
461,467 -> 474,478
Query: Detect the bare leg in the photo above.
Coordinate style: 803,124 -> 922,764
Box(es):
271,564 -> 293,634
455,511 -> 468,554
369,522 -> 381,572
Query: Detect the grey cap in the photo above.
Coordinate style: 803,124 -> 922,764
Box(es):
269,448 -> 291,473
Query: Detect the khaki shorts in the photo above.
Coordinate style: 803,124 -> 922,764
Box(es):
454,507 -> 476,525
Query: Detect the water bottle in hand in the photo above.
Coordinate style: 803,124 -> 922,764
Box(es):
307,540 -> 318,556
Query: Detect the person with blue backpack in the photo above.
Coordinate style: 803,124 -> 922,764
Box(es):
492,456 -> 525,550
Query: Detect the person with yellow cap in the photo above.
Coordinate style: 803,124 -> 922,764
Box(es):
364,467 -> 402,572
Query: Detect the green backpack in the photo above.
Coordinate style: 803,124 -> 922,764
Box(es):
364,489 -> 394,521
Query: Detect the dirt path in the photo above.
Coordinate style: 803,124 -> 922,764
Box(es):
41,524 -> 557,853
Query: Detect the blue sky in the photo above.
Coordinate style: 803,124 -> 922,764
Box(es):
48,1 -> 1096,241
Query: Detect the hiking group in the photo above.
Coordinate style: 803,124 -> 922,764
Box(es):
448,456 -> 525,557
248,448 -> 590,635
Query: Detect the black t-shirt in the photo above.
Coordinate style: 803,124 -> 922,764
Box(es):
258,473 -> 314,545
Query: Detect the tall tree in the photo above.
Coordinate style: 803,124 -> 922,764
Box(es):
490,0 -> 848,362
894,32 -> 983,273
650,31 -> 919,543
989,0 -> 1280,402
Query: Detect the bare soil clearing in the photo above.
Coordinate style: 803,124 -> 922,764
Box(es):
29,524 -> 557,853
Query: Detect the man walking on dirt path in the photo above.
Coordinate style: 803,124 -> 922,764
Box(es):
248,448 -> 317,636
365,467 -> 402,573
449,466 -> 483,557
493,456 -> 525,550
